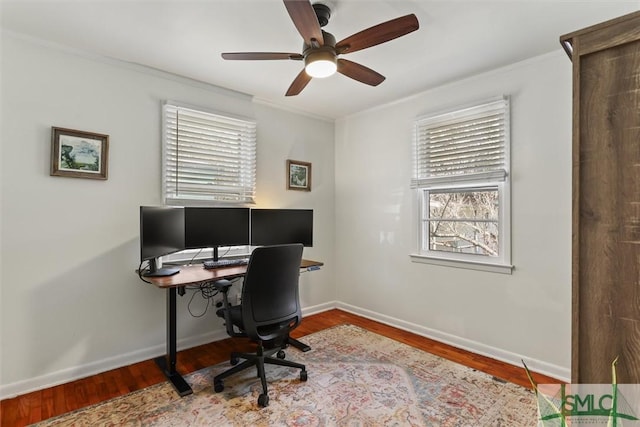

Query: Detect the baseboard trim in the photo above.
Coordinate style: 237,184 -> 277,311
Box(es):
0,328 -> 229,400
301,301 -> 336,317
336,302 -> 570,382
0,301 -> 568,399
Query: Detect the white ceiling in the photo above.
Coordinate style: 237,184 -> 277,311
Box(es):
2,0 -> 638,119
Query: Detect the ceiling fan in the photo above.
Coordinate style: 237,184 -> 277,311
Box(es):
221,0 -> 419,96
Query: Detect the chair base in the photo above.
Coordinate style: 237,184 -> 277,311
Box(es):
213,344 -> 307,407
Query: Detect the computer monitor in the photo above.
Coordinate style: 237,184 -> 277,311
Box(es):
184,207 -> 250,250
250,209 -> 313,247
140,206 -> 185,276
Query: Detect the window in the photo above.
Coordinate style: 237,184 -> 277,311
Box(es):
411,97 -> 512,273
162,102 -> 256,205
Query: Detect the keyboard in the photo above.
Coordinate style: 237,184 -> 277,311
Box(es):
203,258 -> 249,269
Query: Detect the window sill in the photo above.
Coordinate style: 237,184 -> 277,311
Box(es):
409,254 -> 514,274
162,246 -> 251,265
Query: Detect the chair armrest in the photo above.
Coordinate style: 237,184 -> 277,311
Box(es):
213,279 -> 243,337
213,279 -> 233,319
213,279 -> 232,292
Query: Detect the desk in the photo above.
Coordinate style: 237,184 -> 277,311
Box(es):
144,259 -> 323,396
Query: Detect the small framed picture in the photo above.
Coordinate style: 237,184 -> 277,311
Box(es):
287,159 -> 311,191
50,127 -> 109,180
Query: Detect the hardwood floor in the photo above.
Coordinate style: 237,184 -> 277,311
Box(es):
1,309 -> 562,426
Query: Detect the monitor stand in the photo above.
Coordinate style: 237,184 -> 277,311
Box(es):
143,258 -> 180,277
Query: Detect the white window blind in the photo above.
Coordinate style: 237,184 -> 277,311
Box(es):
412,97 -> 509,188
163,103 -> 256,204
411,96 -> 512,273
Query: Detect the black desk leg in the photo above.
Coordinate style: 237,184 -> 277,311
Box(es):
287,336 -> 311,352
154,287 -> 193,397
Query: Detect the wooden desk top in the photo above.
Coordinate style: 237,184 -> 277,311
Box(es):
143,259 -> 323,289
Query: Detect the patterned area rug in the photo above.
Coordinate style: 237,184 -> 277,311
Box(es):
33,324 -> 538,426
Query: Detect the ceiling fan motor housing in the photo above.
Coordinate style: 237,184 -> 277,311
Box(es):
312,3 -> 332,27
303,30 -> 336,54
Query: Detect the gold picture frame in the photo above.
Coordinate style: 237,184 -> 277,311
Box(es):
51,127 -> 109,180
287,159 -> 311,191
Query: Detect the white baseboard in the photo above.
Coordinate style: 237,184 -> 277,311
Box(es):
0,328 -> 229,400
0,301 -> 568,399
336,302 -> 570,382
0,305 -> 335,400
301,301 -> 336,317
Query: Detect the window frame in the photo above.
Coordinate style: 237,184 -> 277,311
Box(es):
162,101 -> 256,206
161,244 -> 251,265
410,97 -> 513,274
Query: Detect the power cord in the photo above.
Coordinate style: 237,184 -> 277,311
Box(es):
138,259 -> 242,317
187,246 -> 232,266
188,248 -> 204,266
184,277 -> 242,317
137,260 -> 152,284
218,246 -> 232,258
186,284 -> 216,317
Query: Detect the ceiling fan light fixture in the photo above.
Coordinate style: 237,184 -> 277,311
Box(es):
222,1 -> 419,96
304,50 -> 337,78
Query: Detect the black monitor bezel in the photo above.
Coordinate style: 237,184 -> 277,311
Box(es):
250,208 -> 313,247
139,206 -> 186,262
184,207 -> 250,249
139,206 -> 186,276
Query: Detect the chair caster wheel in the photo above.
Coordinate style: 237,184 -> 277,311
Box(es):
300,370 -> 308,381
214,380 -> 224,393
230,356 -> 239,365
258,393 -> 269,407
276,350 -> 286,359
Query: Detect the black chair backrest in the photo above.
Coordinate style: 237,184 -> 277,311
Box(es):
241,244 -> 304,343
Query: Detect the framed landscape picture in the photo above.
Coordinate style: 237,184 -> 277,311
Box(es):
287,159 -> 311,191
50,127 -> 109,180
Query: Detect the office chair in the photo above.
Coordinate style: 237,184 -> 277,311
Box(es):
213,243 -> 307,407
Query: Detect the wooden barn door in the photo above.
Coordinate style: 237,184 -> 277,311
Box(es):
561,11 -> 640,383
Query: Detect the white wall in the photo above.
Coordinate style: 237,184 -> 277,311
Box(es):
334,51 -> 572,380
0,33 -> 335,397
0,29 -> 573,398
252,101 -> 336,309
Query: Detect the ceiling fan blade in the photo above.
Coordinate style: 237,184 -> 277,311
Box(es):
286,69 -> 313,96
337,59 -> 385,86
336,14 -> 419,54
283,0 -> 324,46
222,52 -> 303,61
